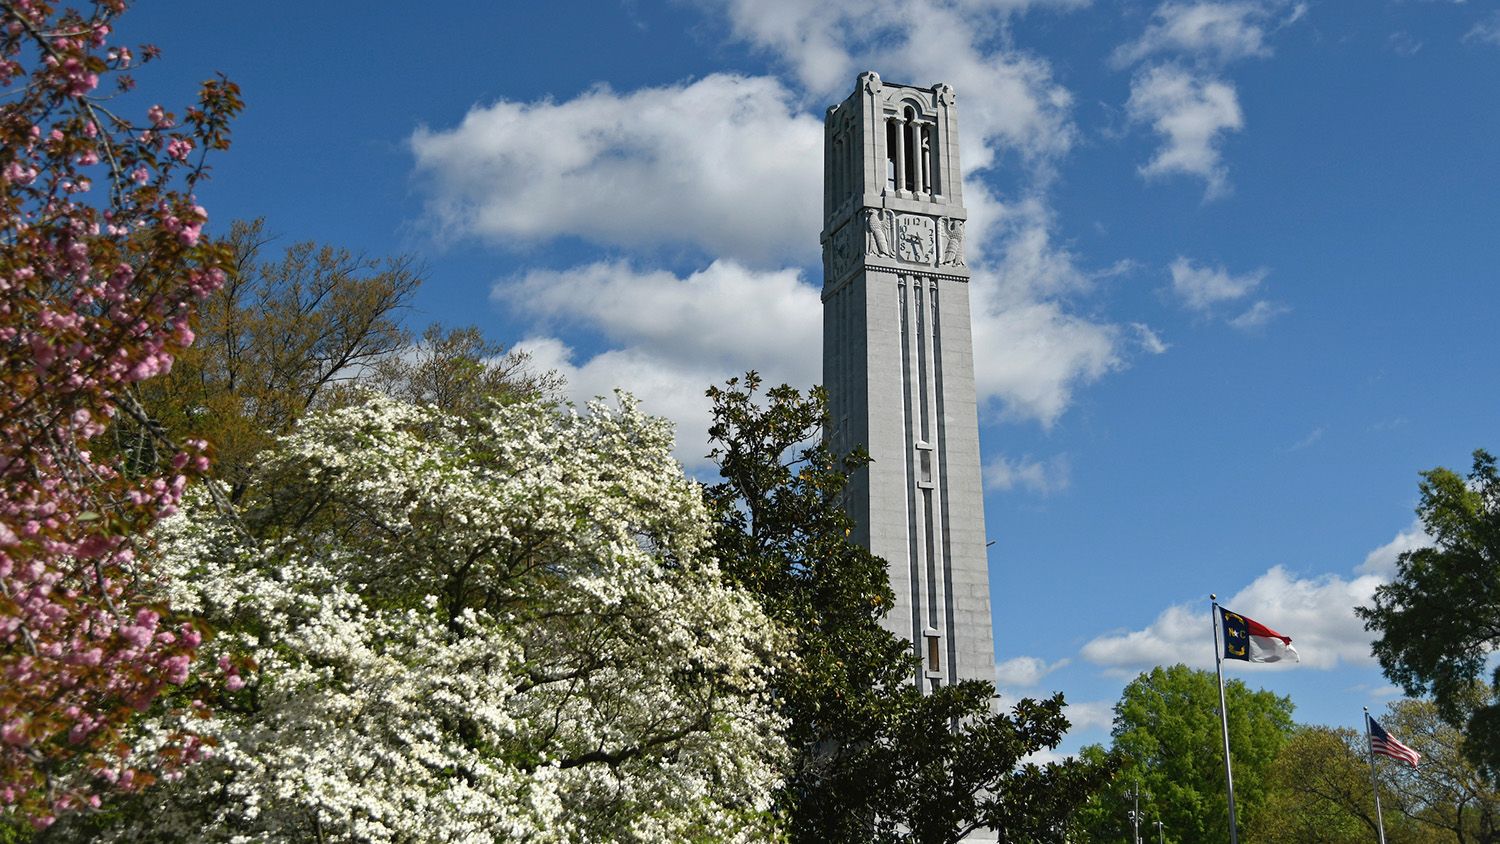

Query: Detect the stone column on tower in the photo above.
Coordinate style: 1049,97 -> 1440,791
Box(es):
820,71 -> 995,693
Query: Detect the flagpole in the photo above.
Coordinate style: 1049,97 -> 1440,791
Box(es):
1211,595 -> 1240,844
1363,707 -> 1388,844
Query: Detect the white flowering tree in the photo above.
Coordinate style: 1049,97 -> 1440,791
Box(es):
56,394 -> 786,842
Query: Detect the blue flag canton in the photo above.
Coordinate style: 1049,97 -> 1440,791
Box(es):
1220,608 -> 1250,661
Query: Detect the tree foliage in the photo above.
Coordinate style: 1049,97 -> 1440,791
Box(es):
0,0 -> 239,824
1358,449 -> 1500,780
705,374 -> 1113,843
1379,694 -> 1500,843
130,218 -> 420,500
1073,664 -> 1294,843
348,321 -> 562,418
51,394 -> 786,842
1252,726 -> 1390,844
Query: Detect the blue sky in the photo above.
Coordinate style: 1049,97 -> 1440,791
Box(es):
122,1 -> 1500,754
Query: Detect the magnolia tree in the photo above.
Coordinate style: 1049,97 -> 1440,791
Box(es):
0,0 -> 238,824
59,395 -> 786,842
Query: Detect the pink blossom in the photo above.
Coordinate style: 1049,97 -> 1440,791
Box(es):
165,138 -> 193,161
162,654 -> 191,684
4,162 -> 38,185
1,720 -> 29,747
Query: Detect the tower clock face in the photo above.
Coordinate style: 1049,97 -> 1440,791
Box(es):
897,215 -> 935,264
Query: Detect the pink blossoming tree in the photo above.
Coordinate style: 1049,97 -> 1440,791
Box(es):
0,0 -> 239,826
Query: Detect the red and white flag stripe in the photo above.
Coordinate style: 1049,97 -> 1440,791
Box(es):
1369,716 -> 1421,768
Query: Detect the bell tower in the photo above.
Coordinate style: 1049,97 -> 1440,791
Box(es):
821,72 -> 995,692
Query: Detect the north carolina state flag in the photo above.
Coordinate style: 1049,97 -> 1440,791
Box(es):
1219,607 -> 1299,663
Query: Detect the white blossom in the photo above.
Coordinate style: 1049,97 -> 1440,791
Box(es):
71,394 -> 786,843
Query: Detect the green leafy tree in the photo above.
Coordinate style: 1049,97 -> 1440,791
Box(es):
131,218 -> 420,500
348,322 -> 562,417
1358,449 -> 1500,780
1074,664 -> 1294,843
1252,726 -> 1390,844
1380,694 -> 1500,843
705,374 -> 1114,844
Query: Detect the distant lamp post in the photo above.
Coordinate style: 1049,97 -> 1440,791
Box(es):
1126,782 -> 1142,844
1154,819 -> 1164,844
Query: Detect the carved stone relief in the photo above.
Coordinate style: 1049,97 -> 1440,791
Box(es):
865,208 -> 895,258
896,215 -> 934,265
939,218 -> 965,268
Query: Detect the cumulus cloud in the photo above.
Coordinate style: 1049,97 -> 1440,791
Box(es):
995,655 -> 1071,688
968,197 -> 1132,425
1079,521 -> 1436,674
1113,1 -> 1287,67
1113,3 -> 1303,196
1127,65 -> 1244,197
1081,565 -> 1384,673
972,295 -> 1123,425
497,260 -> 820,381
984,453 -> 1071,495
1357,520 -> 1432,578
499,260 -> 822,468
410,74 -> 823,265
412,0 -> 1150,445
521,337 -> 731,468
1169,256 -> 1266,310
1064,699 -> 1116,732
693,0 -> 1078,173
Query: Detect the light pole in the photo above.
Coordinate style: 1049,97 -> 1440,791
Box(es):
1153,819 -> 1164,844
1126,782 -> 1142,844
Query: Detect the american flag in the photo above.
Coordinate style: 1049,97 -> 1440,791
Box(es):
1368,716 -> 1421,768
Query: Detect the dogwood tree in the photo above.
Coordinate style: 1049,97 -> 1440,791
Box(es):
0,0 -> 239,824
61,394 -> 786,842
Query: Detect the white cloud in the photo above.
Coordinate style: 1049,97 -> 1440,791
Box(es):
1287,426 -> 1325,451
1169,256 -> 1266,310
416,0 -> 1150,444
1132,322 -> 1170,354
1113,1 -> 1282,67
1228,299 -> 1290,330
500,260 -> 822,468
1464,11 -> 1500,46
693,0 -> 1078,173
1079,521 -> 1438,675
1127,65 -> 1244,197
1357,520 -> 1432,578
410,74 -> 823,265
968,197 -> 1133,425
995,655 -> 1070,688
497,260 -> 820,382
1389,31 -> 1425,57
972,294 -> 1123,426
1081,566 -> 1384,672
1114,3 -> 1303,197
1064,699 -> 1116,732
984,453 -> 1071,495
521,337 -> 730,468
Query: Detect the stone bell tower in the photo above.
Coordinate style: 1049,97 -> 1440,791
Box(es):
821,72 -> 995,693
